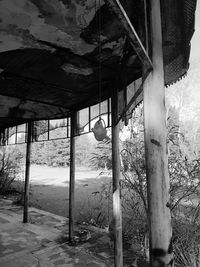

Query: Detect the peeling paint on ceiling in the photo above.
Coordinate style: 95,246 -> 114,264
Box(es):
0,0 -> 100,54
0,0 -> 196,130
0,0 -> 141,129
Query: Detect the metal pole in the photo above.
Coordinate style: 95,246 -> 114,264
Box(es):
23,122 -> 32,223
143,0 -> 173,266
69,111 -> 76,242
111,88 -> 123,267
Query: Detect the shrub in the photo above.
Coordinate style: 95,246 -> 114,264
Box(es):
0,146 -> 22,194
173,218 -> 200,267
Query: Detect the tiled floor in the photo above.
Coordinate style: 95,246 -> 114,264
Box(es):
0,199 -> 110,267
0,198 -> 148,267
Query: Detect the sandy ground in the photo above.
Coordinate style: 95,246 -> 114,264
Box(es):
28,165 -> 112,221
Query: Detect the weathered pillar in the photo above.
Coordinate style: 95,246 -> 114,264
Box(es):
23,122 -> 32,223
143,0 -> 173,266
111,88 -> 123,267
69,111 -> 76,242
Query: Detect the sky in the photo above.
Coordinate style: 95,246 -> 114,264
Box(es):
190,1 -> 200,61
166,1 -> 200,130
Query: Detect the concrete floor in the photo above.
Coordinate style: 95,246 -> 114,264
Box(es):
0,199 -> 111,267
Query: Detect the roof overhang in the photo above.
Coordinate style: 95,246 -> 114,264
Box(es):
0,0 -> 197,130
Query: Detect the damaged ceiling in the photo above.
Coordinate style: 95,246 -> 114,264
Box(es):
0,0 -> 197,129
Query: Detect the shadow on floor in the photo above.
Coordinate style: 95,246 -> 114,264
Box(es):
0,198 -> 149,266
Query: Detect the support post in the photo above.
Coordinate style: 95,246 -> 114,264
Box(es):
111,88 -> 123,267
23,122 -> 32,223
143,0 -> 173,266
69,111 -> 76,242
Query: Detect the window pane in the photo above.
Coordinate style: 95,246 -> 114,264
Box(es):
16,124 -> 26,144
8,127 -> 16,144
33,121 -> 48,141
49,119 -> 67,139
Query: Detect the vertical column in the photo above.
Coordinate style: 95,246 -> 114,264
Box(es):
111,88 -> 123,267
69,111 -> 76,242
23,122 -> 32,223
143,0 -> 173,266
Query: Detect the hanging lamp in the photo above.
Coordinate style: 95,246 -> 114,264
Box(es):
92,0 -> 107,141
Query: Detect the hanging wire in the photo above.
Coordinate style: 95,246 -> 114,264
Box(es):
143,0 -> 149,55
98,0 -> 102,118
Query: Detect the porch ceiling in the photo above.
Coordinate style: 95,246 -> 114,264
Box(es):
0,0 -> 197,129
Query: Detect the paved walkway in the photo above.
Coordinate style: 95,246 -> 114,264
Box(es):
0,199 -> 111,267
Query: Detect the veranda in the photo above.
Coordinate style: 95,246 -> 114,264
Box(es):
0,1 -> 197,266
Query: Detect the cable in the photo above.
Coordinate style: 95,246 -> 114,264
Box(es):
98,0 -> 102,118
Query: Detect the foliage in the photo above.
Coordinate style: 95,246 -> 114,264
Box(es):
173,218 -> 200,267
120,105 -> 200,264
31,128 -> 97,167
116,106 -> 149,260
75,134 -> 97,167
167,107 -> 200,213
33,120 -> 48,141
76,192 -> 108,228
89,137 -> 112,170
87,103 -> 200,264
121,106 -> 147,212
0,146 -> 23,194
166,107 -> 200,266
31,128 -> 70,166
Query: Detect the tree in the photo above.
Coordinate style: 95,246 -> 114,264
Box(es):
33,120 -> 48,141
167,107 -> 200,213
90,137 -> 112,170
31,127 -> 70,166
0,146 -> 23,194
75,134 -> 97,167
119,104 -> 200,264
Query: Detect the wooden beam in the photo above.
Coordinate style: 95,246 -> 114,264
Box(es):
117,83 -> 142,125
23,122 -> 32,223
104,0 -> 153,70
143,0 -> 173,266
117,70 -> 151,125
111,88 -> 123,267
69,111 -> 76,242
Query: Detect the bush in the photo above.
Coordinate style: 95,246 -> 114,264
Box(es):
173,218 -> 200,267
0,146 -> 22,195
90,138 -> 112,170
89,105 -> 200,264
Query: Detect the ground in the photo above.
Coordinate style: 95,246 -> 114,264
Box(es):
28,165 -> 111,221
0,198 -> 111,267
0,198 -> 148,267
0,165 -> 149,266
